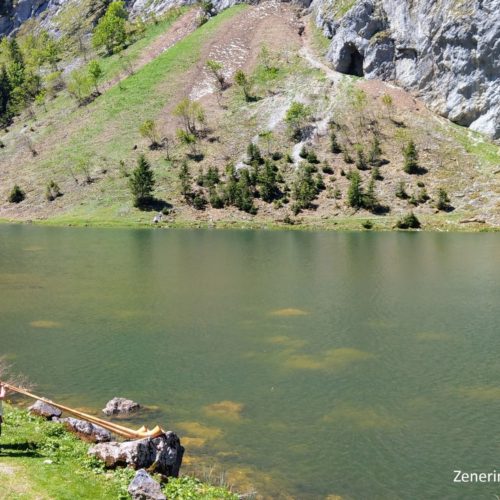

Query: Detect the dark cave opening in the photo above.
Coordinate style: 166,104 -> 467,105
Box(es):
345,44 -> 364,77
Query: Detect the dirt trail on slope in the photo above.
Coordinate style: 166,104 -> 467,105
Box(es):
186,1 -> 303,101
101,8 -> 202,93
161,0 -> 303,133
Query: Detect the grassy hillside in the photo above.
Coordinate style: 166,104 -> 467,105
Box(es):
0,3 -> 498,231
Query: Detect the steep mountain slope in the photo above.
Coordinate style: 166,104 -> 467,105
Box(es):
2,0 -> 499,139
0,2 -> 498,230
312,0 -> 500,139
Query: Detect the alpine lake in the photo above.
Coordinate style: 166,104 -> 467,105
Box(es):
0,224 -> 499,499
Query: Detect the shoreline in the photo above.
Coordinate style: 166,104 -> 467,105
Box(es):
0,215 -> 497,233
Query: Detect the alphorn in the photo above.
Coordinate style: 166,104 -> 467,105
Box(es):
1,381 -> 165,439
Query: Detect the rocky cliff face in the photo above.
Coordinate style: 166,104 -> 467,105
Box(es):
1,0 -> 498,138
311,0 -> 500,139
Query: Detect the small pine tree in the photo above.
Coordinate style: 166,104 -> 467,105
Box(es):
45,180 -> 61,201
235,169 -> 256,213
436,188 -> 450,210
396,212 -> 421,229
206,59 -> 225,90
192,191 -> 207,210
368,136 -> 382,166
343,150 -> 353,164
246,142 -> 263,165
223,164 -> 239,206
417,187 -> 430,203
292,164 -> 318,212
322,164 -> 334,175
347,170 -> 363,208
355,146 -> 368,170
371,166 -> 382,181
8,184 -> 25,203
363,178 -> 377,211
129,154 -> 155,208
403,140 -> 419,174
179,160 -> 192,199
203,166 -> 220,188
395,181 -> 408,199
209,186 -> 224,208
307,150 -> 319,164
0,64 -> 12,126
234,70 -> 250,101
258,160 -> 280,202
330,131 -> 341,154
381,93 -> 393,120
315,173 -> 325,191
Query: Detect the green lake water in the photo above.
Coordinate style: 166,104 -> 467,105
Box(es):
0,225 -> 499,499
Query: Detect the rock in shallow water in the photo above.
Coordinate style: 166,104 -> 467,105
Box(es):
102,397 -> 141,416
128,469 -> 166,500
89,432 -> 184,477
28,400 -> 62,419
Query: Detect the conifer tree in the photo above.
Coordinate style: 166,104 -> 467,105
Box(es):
129,154 -> 155,207
0,65 -> 12,125
347,169 -> 363,208
292,164 -> 317,212
403,140 -> 419,174
235,169 -> 256,213
363,178 -> 377,211
330,130 -> 341,154
258,160 -> 280,202
179,160 -> 192,200
368,135 -> 382,166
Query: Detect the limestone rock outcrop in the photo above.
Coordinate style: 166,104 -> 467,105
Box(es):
28,400 -> 62,419
128,469 -> 166,500
57,416 -> 113,443
1,0 -> 498,138
311,0 -> 500,139
88,432 -> 184,477
102,397 -> 141,416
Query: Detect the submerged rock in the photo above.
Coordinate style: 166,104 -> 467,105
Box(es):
103,397 -> 141,416
28,400 -> 62,419
128,469 -> 166,500
58,417 -> 112,443
88,432 -> 184,477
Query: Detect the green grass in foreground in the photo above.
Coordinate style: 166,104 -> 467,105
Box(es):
0,404 -> 236,499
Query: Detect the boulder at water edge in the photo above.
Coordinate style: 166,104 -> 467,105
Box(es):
28,400 -> 62,419
56,417 -> 112,443
88,432 -> 184,477
102,397 -> 141,415
128,469 -> 166,500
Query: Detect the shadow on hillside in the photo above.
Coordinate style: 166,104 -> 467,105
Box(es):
413,166 -> 429,175
140,198 -> 173,212
0,442 -> 40,458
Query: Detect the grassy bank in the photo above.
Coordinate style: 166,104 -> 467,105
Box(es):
0,404 -> 237,499
0,214 -> 496,232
